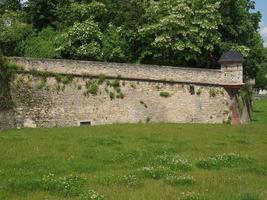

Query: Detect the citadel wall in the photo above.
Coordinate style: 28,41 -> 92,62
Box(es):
0,57 -> 245,130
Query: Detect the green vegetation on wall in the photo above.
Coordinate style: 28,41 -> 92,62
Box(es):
159,91 -> 170,98
106,79 -> 124,100
0,54 -> 19,110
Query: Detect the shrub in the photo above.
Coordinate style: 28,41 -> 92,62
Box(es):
160,91 -> 170,98
196,153 -> 252,170
54,74 -> 73,85
115,87 -> 121,93
85,80 -> 99,96
110,79 -> 120,88
105,79 -> 124,99
20,27 -> 61,58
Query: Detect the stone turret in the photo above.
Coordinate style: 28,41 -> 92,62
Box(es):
218,50 -> 244,85
219,51 -> 246,125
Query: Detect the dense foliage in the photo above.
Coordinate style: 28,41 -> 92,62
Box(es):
0,0 -> 266,87
138,0 -> 221,66
0,53 -> 19,110
20,26 -> 61,58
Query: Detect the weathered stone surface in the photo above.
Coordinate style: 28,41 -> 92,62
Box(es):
23,118 -> 37,128
8,76 -> 232,128
0,110 -> 17,131
10,57 -> 243,85
0,57 -> 246,130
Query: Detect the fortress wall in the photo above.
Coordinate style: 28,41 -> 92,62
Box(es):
0,57 -> 244,130
9,57 -> 243,85
0,110 -> 17,131
9,75 -> 232,128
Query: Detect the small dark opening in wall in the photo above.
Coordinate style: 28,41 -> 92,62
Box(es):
189,85 -> 195,95
80,121 -> 91,126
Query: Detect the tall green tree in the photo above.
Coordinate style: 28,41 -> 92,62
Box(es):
0,0 -> 21,13
25,0 -> 68,30
0,10 -> 32,55
58,19 -> 103,60
0,0 -> 265,85
19,26 -> 61,58
255,48 -> 267,89
56,1 -> 107,29
137,0 -> 221,66
217,0 -> 263,78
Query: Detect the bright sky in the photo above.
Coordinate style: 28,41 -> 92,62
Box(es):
254,0 -> 267,47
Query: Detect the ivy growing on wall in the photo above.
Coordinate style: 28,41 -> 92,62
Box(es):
0,54 -> 19,111
0,56 -> 76,111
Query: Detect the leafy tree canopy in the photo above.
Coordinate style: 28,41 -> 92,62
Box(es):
0,0 -> 266,88
0,0 -> 21,13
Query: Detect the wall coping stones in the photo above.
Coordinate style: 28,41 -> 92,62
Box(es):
9,57 -> 243,86
10,57 -> 222,72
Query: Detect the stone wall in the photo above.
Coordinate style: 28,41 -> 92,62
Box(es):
10,75 -> 231,128
0,110 -> 17,131
0,57 -> 245,130
10,57 -> 243,85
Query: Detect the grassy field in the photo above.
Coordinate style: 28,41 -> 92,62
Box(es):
252,98 -> 267,123
0,99 -> 267,200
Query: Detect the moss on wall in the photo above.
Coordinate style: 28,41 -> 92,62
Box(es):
0,55 -> 19,111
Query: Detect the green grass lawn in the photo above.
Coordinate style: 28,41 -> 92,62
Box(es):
252,98 -> 267,123
0,100 -> 267,200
